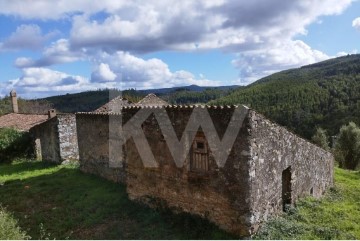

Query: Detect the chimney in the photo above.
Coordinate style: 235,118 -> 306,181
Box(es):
48,109 -> 56,119
10,90 -> 18,113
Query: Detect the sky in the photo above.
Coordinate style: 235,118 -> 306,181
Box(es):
0,0 -> 360,98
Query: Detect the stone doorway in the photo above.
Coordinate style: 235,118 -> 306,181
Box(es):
282,166 -> 292,211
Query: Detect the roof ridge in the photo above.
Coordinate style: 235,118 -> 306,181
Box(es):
77,104 -> 249,115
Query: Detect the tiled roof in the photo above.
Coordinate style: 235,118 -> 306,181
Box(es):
93,96 -> 134,113
0,113 -> 48,131
135,93 -> 168,107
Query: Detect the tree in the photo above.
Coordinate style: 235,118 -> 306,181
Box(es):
312,127 -> 330,151
334,122 -> 360,170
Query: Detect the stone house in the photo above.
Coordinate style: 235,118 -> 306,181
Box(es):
0,90 -> 48,131
0,90 -> 79,163
76,97 -> 334,237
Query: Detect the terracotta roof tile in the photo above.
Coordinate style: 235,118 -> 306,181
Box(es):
0,113 -> 48,131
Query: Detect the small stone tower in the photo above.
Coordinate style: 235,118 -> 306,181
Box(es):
10,90 -> 18,113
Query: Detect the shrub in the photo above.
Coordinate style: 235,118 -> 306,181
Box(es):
334,122 -> 360,170
312,127 -> 330,150
0,128 -> 34,163
0,206 -> 29,240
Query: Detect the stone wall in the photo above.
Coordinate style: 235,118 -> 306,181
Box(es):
76,113 -> 126,183
30,117 -> 60,163
75,106 -> 334,237
30,114 -> 79,164
58,114 -> 79,161
247,110 -> 334,232
124,106 -> 252,236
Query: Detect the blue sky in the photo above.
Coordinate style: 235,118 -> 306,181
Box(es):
0,0 -> 360,98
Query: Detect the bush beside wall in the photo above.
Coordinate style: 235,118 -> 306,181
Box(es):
0,128 -> 34,163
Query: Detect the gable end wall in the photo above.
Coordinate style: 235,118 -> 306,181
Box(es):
247,110 -> 334,232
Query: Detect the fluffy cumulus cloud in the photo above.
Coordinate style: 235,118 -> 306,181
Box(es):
0,0 -> 129,20
232,40 -> 329,84
90,51 -> 221,89
0,24 -> 56,51
0,68 -> 115,98
91,63 -> 117,82
68,0 -> 352,53
14,39 -> 86,67
353,17 -> 360,31
0,0 -> 356,95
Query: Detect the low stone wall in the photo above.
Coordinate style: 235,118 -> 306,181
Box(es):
30,117 -> 60,163
76,114 -> 126,183
58,114 -> 79,161
247,110 -> 334,231
30,114 -> 79,164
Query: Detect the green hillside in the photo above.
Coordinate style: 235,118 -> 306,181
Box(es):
38,87 -> 234,113
211,54 -> 360,139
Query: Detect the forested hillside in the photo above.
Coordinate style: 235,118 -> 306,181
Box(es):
211,54 -> 360,139
38,86 -> 235,113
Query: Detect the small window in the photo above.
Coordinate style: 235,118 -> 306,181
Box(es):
196,141 -> 205,150
310,187 -> 313,195
191,132 -> 209,172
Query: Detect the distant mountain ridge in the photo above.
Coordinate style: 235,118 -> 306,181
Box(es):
36,85 -> 239,113
139,84 -> 239,94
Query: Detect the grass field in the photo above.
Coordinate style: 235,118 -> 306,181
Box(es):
0,160 -> 360,239
0,160 -> 234,239
254,168 -> 360,239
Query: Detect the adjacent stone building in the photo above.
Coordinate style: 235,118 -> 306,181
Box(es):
76,100 -> 334,237
0,90 -> 48,131
30,111 -> 79,163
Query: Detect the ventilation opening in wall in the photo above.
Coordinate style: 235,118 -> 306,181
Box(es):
310,187 -> 313,196
282,166 -> 292,212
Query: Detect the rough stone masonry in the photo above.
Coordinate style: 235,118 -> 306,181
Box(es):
76,105 -> 334,237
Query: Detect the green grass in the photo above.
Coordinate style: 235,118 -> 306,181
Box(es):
254,168 -> 360,239
0,160 -> 235,239
2,160 -> 360,239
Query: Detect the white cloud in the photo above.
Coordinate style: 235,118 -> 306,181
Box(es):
0,0 -> 356,93
336,49 -> 358,57
1,51 -> 221,98
352,17 -> 360,31
231,40 -> 329,84
0,0 -> 129,20
0,24 -> 55,51
91,63 -> 117,82
90,51 -> 221,89
14,39 -> 86,67
66,0 -> 354,83
67,0 -> 353,53
0,67 -> 114,98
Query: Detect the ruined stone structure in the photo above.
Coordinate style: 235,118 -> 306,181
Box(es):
76,104 -> 334,237
30,112 -> 79,163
